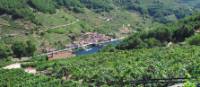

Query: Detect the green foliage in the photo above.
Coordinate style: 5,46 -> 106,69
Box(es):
148,26 -> 173,42
173,25 -> 195,42
184,81 -> 196,87
186,34 -> 200,46
0,69 -> 84,87
0,59 -> 13,68
0,43 -> 11,59
27,46 -> 200,86
117,35 -> 147,50
26,40 -> 37,56
117,14 -> 200,50
11,40 -> 36,58
144,38 -> 162,48
0,0 -> 199,24
80,0 -> 113,12
11,41 -> 27,58
101,44 -> 117,52
115,0 -> 193,23
47,28 -> 66,34
32,55 -> 48,62
0,0 -> 35,20
28,0 -> 56,13
55,0 -> 84,13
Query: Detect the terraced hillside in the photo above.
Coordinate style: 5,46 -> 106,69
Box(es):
1,0 -> 200,51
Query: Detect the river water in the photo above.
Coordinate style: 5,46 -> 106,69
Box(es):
75,40 -> 121,56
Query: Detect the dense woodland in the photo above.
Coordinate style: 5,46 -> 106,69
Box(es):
0,0 -> 199,23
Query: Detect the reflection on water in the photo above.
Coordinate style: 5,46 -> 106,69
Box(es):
75,40 -> 120,56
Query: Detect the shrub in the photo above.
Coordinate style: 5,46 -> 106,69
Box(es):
26,40 -> 37,56
11,40 -> 36,58
101,44 -> 117,52
117,35 -> 147,50
144,38 -> 162,48
11,41 -> 27,58
148,26 -> 173,42
184,81 -> 196,87
0,43 -> 11,59
186,34 -> 200,46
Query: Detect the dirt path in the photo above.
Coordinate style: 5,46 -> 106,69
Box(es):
44,19 -> 80,32
50,19 -> 79,29
3,62 -> 37,74
168,83 -> 184,87
3,63 -> 21,69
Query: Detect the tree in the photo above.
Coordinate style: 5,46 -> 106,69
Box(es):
11,41 -> 27,58
55,0 -> 84,13
0,0 -> 35,20
144,38 -> 162,48
101,44 -> 116,52
117,35 -> 147,50
148,26 -> 173,42
0,43 -> 11,59
173,25 -> 195,42
28,0 -> 56,13
26,40 -> 36,57
80,0 -> 113,12
11,40 -> 36,58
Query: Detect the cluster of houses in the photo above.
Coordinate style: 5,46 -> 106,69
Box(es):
74,32 -> 112,46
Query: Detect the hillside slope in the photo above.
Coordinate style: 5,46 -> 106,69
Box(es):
0,69 -> 84,86
1,1 -> 200,86
1,0 -> 200,51
117,13 -> 200,50
3,46 -> 199,86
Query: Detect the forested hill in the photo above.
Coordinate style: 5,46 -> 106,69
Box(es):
117,13 -> 200,50
1,0 -> 200,23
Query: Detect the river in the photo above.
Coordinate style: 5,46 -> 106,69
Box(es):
75,39 -> 121,56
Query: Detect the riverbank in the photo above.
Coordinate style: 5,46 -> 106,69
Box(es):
42,32 -> 126,60
46,38 -> 122,60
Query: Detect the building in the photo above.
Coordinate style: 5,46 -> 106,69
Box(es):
48,50 -> 75,60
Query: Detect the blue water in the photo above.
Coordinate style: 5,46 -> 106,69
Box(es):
75,40 -> 121,56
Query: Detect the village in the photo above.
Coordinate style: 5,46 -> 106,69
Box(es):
2,31 -> 127,75
46,32 -> 114,60
1,32 -> 115,74
44,23 -> 132,60
73,32 -> 112,47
